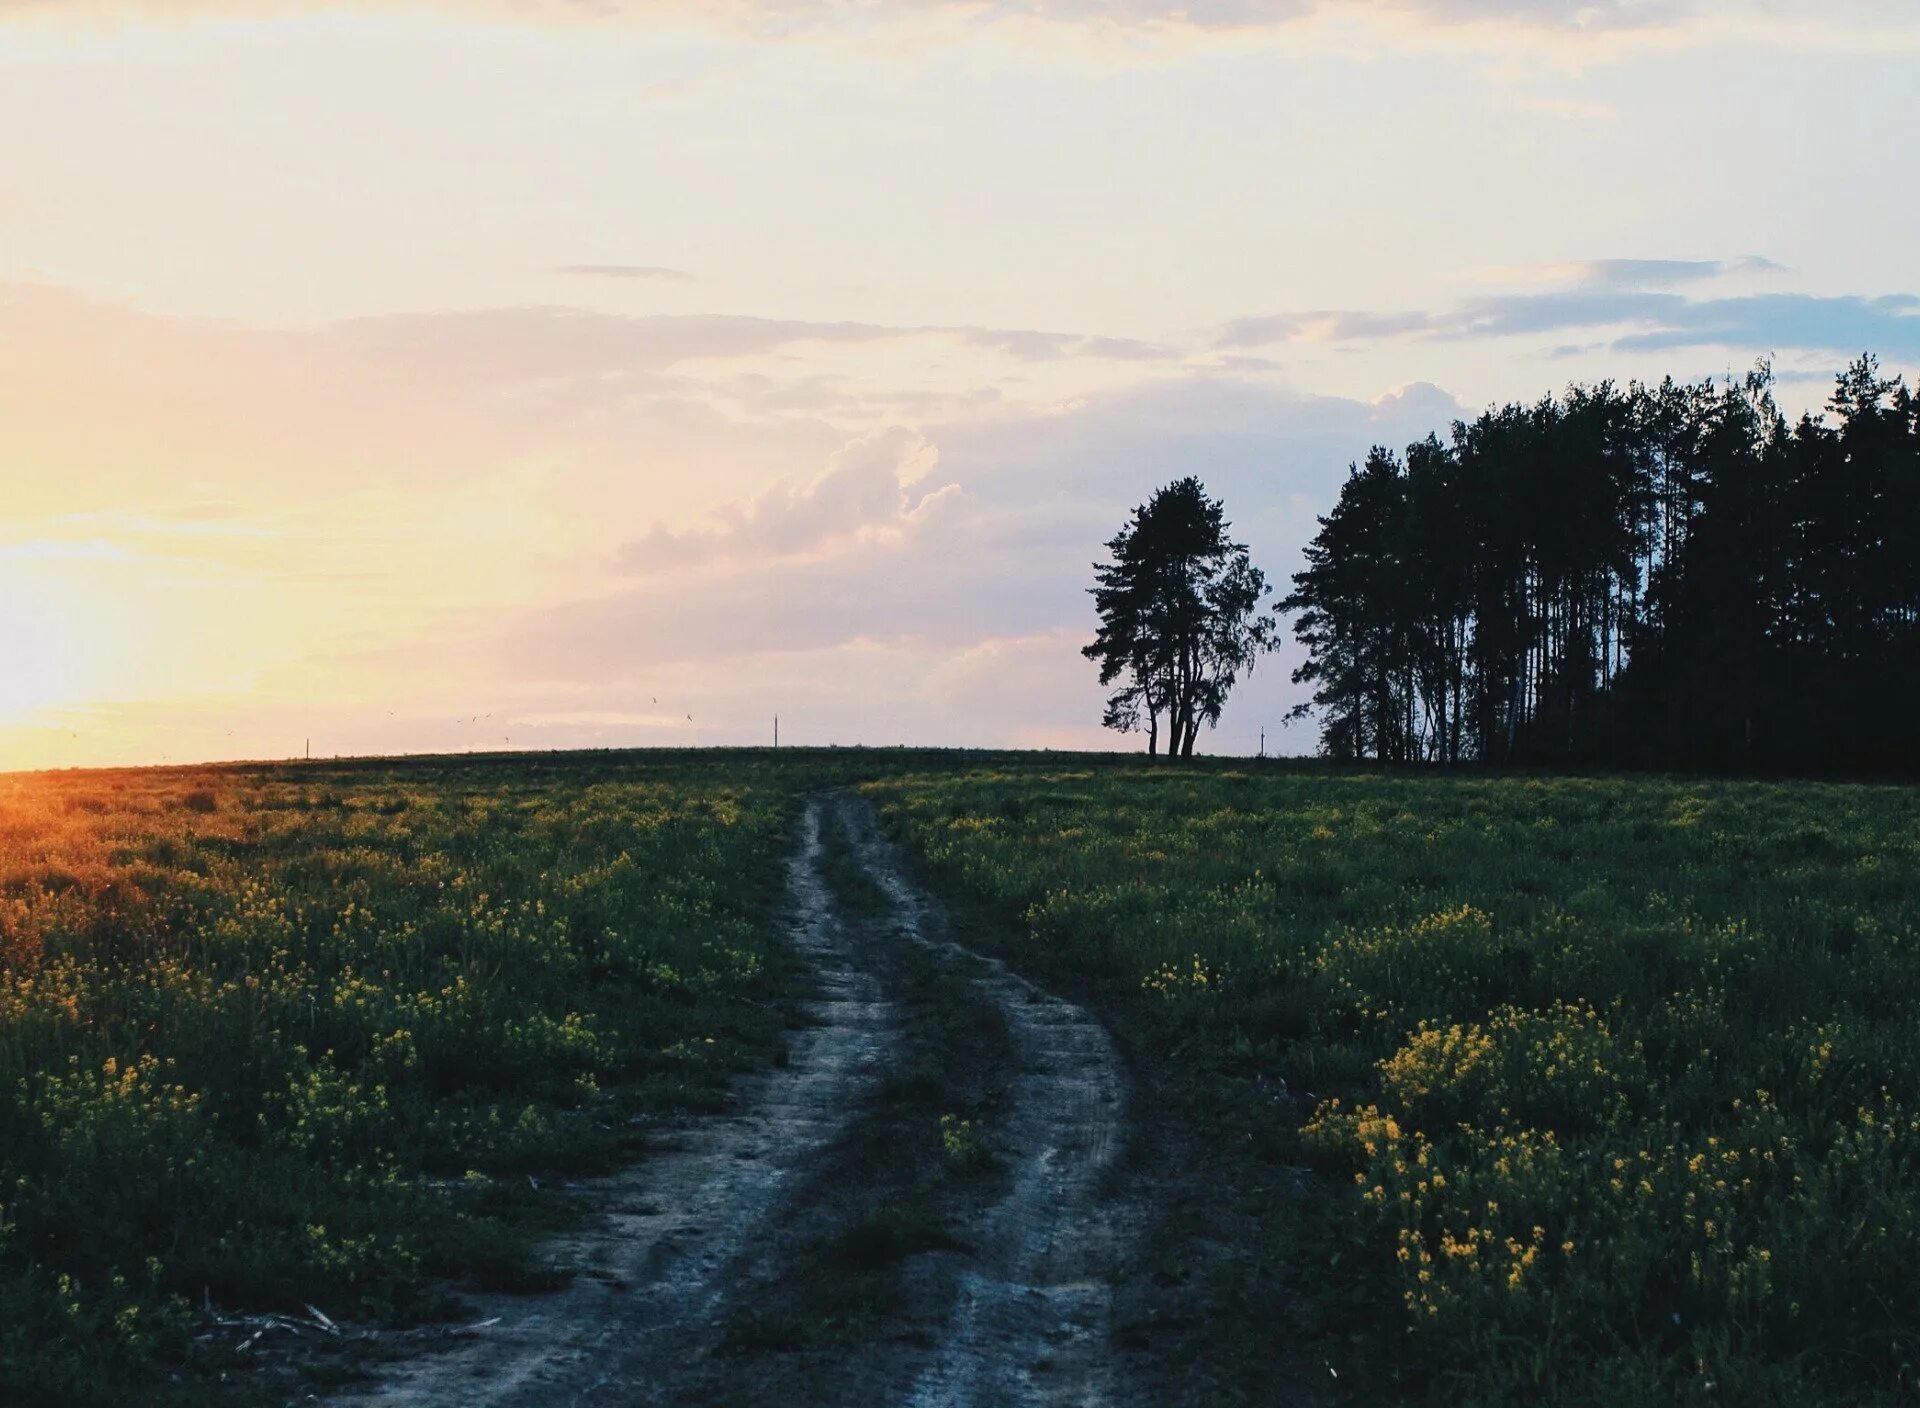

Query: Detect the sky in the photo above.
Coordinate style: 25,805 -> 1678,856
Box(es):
0,0 -> 1915,768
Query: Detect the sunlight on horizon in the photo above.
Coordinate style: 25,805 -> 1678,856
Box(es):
0,561 -> 126,733
1,1 -> 1915,768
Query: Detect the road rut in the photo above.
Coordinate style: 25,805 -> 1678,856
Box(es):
337,799 -> 899,1407
837,796 -> 1133,1408
333,793 -> 1134,1407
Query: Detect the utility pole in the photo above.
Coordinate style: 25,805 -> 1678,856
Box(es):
774,715 -> 779,749
1259,726 -> 1265,759
305,738 -> 310,761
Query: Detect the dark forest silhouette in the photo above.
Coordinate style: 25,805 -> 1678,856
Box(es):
1278,355 -> 1919,772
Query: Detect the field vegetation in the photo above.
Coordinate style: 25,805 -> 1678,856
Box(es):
0,753 -> 805,1405
6,749 -> 1918,1406
874,765 -> 1920,1405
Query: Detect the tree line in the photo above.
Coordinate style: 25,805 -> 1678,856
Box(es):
1088,356 -> 1920,773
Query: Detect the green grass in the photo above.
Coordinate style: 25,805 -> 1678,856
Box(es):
869,766 -> 1920,1406
9,748 -> 1920,1405
0,752 -> 806,1405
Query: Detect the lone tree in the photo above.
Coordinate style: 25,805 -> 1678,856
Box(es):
1084,477 -> 1277,757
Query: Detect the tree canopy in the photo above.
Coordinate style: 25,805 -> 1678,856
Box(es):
1279,356 -> 1920,773
1084,477 -> 1276,757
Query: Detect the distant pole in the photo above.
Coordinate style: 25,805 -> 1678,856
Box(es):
774,715 -> 779,749
305,738 -> 310,761
1259,726 -> 1265,759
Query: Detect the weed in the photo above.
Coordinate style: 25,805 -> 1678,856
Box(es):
872,766 -> 1920,1405
940,1113 -> 991,1172
0,754 -> 802,1405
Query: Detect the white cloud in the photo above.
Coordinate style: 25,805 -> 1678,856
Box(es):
500,374 -> 1472,760
616,426 -> 962,571
3,0 -> 1910,47
1479,256 -> 1785,288
555,264 -> 692,282
1218,284 -> 1920,359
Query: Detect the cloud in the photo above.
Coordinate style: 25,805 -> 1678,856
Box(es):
1566,255 -> 1783,287
1075,335 -> 1181,361
951,328 -> 1177,361
615,426 -> 962,571
1218,283 -> 1920,358
0,280 -> 897,642
0,273 -> 1485,761
1480,255 -> 1785,288
1371,380 -> 1462,420
519,518 -> 1071,676
1609,292 -> 1920,357
953,328 -> 1080,360
13,253 -> 1904,768
1220,264 -> 1790,350
323,307 -> 910,383
1218,309 -> 1435,347
2,0 -> 1902,45
555,264 -> 692,282
517,373 -> 1467,668
320,307 -> 1170,386
1389,0 -> 1677,24
1044,0 -> 1916,44
491,372 -> 1472,759
0,278 -> 1185,550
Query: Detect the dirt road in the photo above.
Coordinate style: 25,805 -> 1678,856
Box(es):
839,800 -> 1131,1408
331,793 -> 1134,1407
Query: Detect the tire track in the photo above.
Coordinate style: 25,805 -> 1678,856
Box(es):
331,793 -> 1136,1408
334,797 -> 899,1407
835,796 -> 1135,1408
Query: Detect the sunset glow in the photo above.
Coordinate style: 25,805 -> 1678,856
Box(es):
3,1 -> 1915,768
0,574 -> 93,724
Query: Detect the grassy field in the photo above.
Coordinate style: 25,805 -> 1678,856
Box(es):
5,750 -> 1918,1405
0,752 -> 811,1405
872,767 -> 1920,1405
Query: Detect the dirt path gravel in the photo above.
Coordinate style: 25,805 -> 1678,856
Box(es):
333,798 -> 901,1407
837,796 -> 1134,1408
330,793 -> 1136,1407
